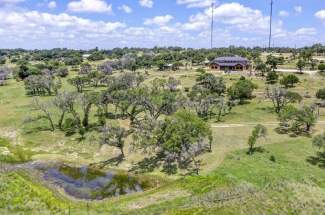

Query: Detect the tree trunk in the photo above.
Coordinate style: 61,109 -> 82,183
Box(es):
58,111 -> 65,129
82,104 -> 92,129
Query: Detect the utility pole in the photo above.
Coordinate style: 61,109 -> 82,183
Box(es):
268,0 -> 273,50
211,2 -> 214,49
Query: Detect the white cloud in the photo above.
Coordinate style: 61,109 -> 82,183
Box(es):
0,10 -> 126,42
118,4 -> 132,14
139,0 -> 153,8
0,2 -> 321,49
294,28 -> 316,36
176,0 -> 215,8
144,15 -> 173,26
182,3 -> 275,34
279,10 -> 289,17
0,0 -> 24,3
48,1 -> 56,9
294,5 -> 302,14
68,0 -> 112,13
315,10 -> 325,23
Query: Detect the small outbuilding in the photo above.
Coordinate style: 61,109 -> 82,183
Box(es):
210,56 -> 251,71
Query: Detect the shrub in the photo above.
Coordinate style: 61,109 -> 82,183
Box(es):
280,74 -> 299,88
316,88 -> 325,100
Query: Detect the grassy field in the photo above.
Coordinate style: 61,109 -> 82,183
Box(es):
0,65 -> 325,214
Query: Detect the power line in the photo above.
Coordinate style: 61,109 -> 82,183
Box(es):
268,0 -> 273,49
211,2 -> 214,49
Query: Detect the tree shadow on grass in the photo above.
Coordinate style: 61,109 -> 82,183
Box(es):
274,127 -> 312,138
23,125 -> 54,134
256,106 -> 274,114
246,147 -> 266,155
90,154 -> 124,169
129,156 -> 160,174
306,152 -> 325,169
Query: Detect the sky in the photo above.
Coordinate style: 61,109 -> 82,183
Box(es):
0,0 -> 324,49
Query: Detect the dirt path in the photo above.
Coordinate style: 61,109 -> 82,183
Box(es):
276,68 -> 318,75
211,121 -> 325,128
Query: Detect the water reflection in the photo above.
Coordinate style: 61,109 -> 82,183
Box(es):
42,164 -> 145,200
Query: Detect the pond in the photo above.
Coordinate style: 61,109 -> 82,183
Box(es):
22,162 -> 156,200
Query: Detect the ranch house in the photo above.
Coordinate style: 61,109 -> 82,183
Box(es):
210,56 -> 251,71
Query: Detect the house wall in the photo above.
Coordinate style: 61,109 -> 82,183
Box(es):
210,63 -> 250,71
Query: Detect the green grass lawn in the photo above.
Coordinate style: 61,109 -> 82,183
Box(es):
0,67 -> 325,214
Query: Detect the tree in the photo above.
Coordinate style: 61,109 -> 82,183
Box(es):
0,56 -> 6,65
53,91 -> 77,129
296,59 -> 306,73
29,97 -> 55,131
134,110 -> 213,175
266,55 -> 279,71
318,63 -> 325,77
310,59 -> 318,70
79,63 -> 92,75
16,62 -> 41,80
247,124 -> 267,155
312,133 -> 325,154
279,105 -> 317,134
0,66 -> 9,86
255,62 -> 268,77
196,73 -> 226,96
24,75 -> 61,96
266,70 -> 278,84
316,88 -> 325,100
55,67 -> 69,78
100,124 -> 129,158
87,71 -> 105,87
295,106 -> 318,133
227,77 -> 257,104
280,74 -> 299,88
98,61 -> 113,75
88,51 -> 105,61
140,85 -> 183,120
266,85 -> 302,114
80,92 -> 99,129
68,76 -> 89,93
166,77 -> 181,91
189,85 -> 215,118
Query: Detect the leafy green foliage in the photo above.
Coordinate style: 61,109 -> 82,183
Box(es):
87,51 -> 105,61
296,59 -> 306,73
266,71 -> 279,84
247,124 -> 267,155
227,77 -> 257,103
280,74 -> 299,88
313,133 -> 325,153
266,85 -> 302,114
316,88 -> 325,100
134,110 -> 212,175
279,105 -> 318,135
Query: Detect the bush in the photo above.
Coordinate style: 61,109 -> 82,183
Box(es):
228,77 -> 257,103
280,74 -> 299,88
0,56 -> 6,65
266,71 -> 278,84
88,52 -> 105,61
318,64 -> 325,76
316,88 -> 325,100
55,67 -> 69,78
196,68 -> 206,74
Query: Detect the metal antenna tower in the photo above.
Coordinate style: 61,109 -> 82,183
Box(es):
268,0 -> 274,49
211,2 -> 214,49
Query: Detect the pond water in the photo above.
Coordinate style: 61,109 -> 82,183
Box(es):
23,162 -> 152,200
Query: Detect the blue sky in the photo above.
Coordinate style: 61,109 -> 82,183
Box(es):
0,0 -> 324,49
